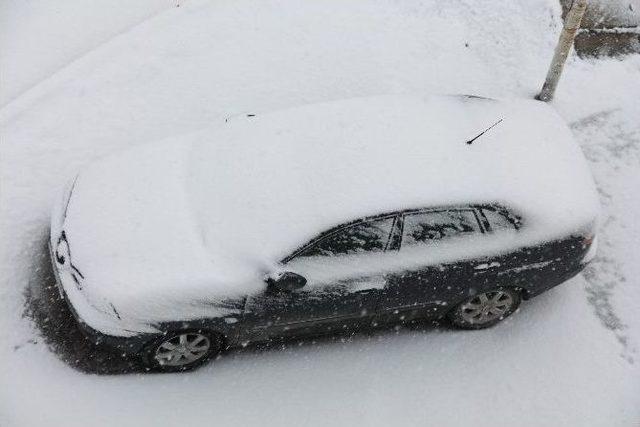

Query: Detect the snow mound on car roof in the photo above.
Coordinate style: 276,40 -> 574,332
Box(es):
190,94 -> 599,262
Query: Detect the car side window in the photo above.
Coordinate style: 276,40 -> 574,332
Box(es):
481,208 -> 518,232
295,216 -> 395,258
401,209 -> 480,247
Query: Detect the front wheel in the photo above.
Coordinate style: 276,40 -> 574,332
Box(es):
448,288 -> 521,329
144,329 -> 223,372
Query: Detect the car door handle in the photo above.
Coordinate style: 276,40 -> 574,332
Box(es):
474,262 -> 501,271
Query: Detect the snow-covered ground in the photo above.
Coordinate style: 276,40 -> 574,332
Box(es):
0,0 -> 173,107
1,0 -> 638,426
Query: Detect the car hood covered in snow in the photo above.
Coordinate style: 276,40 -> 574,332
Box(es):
57,94 -> 599,332
59,140 -> 260,331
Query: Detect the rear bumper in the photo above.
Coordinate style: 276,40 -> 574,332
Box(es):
524,248 -> 596,300
523,265 -> 584,299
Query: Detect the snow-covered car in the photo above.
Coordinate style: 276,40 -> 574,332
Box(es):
50,95 -> 599,371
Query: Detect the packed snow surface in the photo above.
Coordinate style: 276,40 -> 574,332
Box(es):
1,0 -> 639,426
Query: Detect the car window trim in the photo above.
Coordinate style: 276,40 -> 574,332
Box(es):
474,207 -> 492,232
386,215 -> 403,252
474,204 -> 522,232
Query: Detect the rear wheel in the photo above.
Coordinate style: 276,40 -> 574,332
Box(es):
448,288 -> 521,329
144,330 -> 223,372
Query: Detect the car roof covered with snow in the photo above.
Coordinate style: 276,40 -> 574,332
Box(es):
190,94 -> 598,260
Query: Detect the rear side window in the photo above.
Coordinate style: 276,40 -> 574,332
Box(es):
401,210 -> 480,247
295,216 -> 395,258
481,208 -> 518,232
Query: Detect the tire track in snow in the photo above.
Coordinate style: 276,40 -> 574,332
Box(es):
571,109 -> 639,364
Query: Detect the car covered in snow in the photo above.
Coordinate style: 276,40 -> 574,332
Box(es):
50,95 -> 599,371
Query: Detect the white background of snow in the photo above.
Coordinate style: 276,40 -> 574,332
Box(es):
1,0 -> 639,426
0,0 -> 173,107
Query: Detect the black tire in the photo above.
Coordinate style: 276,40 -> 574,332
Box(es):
143,329 -> 223,372
448,288 -> 521,330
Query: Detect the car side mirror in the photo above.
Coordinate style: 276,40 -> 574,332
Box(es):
267,272 -> 307,292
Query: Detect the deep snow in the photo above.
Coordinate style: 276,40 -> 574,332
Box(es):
1,0 -> 639,426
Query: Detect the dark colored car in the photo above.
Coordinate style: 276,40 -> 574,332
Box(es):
50,95 -> 599,371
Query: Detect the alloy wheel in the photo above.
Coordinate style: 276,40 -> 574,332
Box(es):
154,332 -> 211,367
459,290 -> 514,325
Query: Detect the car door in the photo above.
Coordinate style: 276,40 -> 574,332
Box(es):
244,214 -> 402,339
378,207 -> 485,323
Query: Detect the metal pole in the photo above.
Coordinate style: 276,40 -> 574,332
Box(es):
536,0 -> 587,102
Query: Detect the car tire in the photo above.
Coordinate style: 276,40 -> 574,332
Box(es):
143,329 -> 224,372
448,288 -> 521,330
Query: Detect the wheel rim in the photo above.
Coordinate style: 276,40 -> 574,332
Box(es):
154,333 -> 211,367
459,291 -> 514,325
